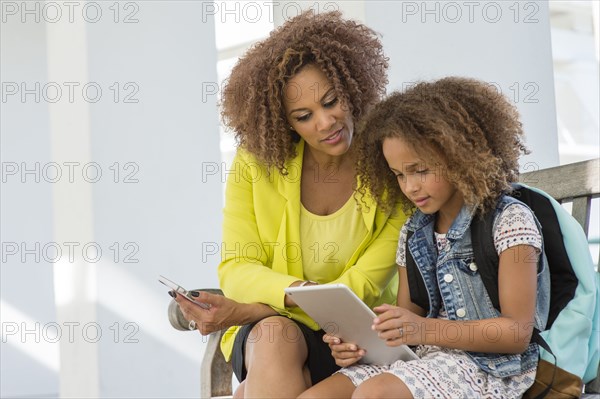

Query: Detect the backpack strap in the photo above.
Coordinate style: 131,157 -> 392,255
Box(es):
405,230 -> 431,313
471,210 -> 502,312
530,329 -> 558,399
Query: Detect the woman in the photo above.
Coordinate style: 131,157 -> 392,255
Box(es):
173,10 -> 406,398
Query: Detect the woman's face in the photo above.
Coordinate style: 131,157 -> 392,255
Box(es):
284,65 -> 354,160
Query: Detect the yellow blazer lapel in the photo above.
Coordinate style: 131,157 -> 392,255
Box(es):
275,141 -> 305,278
341,186 -> 376,269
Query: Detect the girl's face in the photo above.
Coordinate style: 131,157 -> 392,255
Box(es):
382,136 -> 464,231
284,65 -> 354,161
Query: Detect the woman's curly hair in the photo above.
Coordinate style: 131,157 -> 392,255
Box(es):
355,77 -> 529,216
220,10 -> 388,172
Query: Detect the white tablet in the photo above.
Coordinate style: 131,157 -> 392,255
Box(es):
284,284 -> 418,365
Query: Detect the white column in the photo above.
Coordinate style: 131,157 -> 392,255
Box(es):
81,2 -> 222,397
45,8 -> 99,397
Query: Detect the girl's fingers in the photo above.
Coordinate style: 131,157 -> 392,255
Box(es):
336,356 -> 362,368
373,307 -> 403,324
377,327 -> 400,341
373,303 -> 394,313
335,359 -> 360,367
332,349 -> 365,367
323,334 -> 341,345
329,341 -> 360,353
373,317 -> 402,332
333,349 -> 363,359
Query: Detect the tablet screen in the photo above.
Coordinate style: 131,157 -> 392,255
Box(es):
285,284 -> 417,365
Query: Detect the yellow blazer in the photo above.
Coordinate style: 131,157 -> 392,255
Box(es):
218,140 -> 407,360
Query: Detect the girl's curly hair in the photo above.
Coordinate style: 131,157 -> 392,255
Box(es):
220,10 -> 388,172
355,77 -> 529,216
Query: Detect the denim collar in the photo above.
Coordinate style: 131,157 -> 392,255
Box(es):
407,204 -> 477,241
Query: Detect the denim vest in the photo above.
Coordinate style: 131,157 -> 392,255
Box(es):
405,195 -> 550,378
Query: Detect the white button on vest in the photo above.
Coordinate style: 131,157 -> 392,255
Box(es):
456,308 -> 466,317
469,262 -> 478,271
488,362 -> 496,370
443,274 -> 454,283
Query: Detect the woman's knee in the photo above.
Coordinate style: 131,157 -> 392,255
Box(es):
248,317 -> 303,347
245,316 -> 306,361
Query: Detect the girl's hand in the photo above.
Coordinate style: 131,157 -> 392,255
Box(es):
173,291 -> 239,335
323,334 -> 365,367
372,303 -> 424,347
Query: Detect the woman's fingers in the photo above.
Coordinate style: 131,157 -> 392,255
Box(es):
172,292 -> 220,335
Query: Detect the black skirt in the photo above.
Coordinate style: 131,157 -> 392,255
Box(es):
231,316 -> 340,385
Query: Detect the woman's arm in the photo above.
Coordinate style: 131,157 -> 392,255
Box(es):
217,151 -> 303,310
374,244 -> 538,354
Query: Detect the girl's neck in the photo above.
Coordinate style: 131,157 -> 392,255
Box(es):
434,216 -> 453,234
434,191 -> 465,234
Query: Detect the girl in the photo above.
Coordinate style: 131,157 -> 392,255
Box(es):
299,77 -> 550,398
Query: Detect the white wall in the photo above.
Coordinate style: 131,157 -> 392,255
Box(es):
1,2 -> 222,397
364,0 -> 559,169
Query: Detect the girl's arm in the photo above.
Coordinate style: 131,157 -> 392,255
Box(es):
374,244 -> 538,354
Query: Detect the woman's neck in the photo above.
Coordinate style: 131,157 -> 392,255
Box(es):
302,144 -> 356,174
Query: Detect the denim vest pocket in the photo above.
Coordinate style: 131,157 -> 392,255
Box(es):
455,257 -> 478,276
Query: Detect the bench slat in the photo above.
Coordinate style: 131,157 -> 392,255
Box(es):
519,159 -> 599,201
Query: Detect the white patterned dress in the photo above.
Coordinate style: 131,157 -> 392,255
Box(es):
339,203 -> 543,398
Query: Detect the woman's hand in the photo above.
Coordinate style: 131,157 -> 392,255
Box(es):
323,334 -> 364,367
174,290 -> 278,335
173,291 -> 240,335
372,303 -> 424,347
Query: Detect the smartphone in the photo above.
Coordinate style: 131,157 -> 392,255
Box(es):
158,275 -> 211,309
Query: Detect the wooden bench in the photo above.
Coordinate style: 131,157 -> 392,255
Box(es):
167,289 -> 233,398
168,158 -> 600,398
